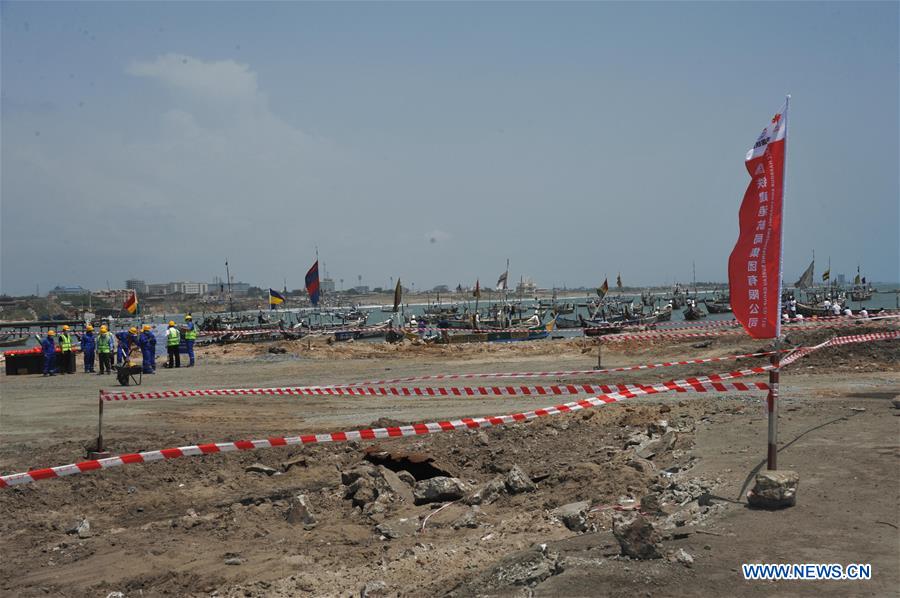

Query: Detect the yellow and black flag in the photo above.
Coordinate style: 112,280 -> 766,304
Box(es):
269,289 -> 286,307
821,268 -> 830,282
597,278 -> 609,299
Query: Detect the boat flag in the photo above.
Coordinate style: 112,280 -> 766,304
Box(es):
616,273 -> 623,289
728,97 -> 788,339
393,278 -> 402,313
496,269 -> 508,291
269,289 -> 285,307
305,261 -> 320,306
853,266 -> 861,285
821,268 -> 830,282
123,290 -> 138,314
794,260 -> 814,289
473,279 -> 481,299
597,278 -> 609,299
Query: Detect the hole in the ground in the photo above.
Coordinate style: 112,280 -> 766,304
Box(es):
363,446 -> 453,481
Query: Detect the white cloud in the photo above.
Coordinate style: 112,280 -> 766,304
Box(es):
127,54 -> 264,108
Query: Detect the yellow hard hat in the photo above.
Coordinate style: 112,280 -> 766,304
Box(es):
86,325 -> 94,331
62,325 -> 70,331
142,324 -> 151,331
129,326 -> 138,334
100,325 -> 108,333
168,320 -> 176,327
185,315 -> 192,321
48,329 -> 56,336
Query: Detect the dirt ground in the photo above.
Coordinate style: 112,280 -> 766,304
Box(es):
1,323 -> 898,597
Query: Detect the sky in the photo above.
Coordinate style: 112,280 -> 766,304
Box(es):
2,1 -> 898,295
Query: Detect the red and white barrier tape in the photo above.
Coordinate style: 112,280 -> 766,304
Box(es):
0,380 -> 767,488
332,350 -> 783,387
98,365 -> 772,402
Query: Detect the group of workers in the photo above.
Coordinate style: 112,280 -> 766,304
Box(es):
39,316 -> 198,377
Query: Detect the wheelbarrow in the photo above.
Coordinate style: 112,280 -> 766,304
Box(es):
115,363 -> 143,386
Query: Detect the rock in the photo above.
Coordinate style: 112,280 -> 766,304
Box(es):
67,519 -> 91,539
360,580 -> 387,597
378,466 -> 415,504
347,477 -> 377,507
505,465 -> 536,494
674,548 -> 694,567
747,470 -> 799,509
613,512 -> 662,559
106,593 -> 126,598
639,493 -> 661,514
891,397 -> 900,409
375,517 -> 418,539
281,456 -> 307,472
552,501 -> 590,532
452,507 -> 481,529
626,457 -> 656,474
413,477 -> 468,505
659,404 -> 672,414
224,557 -> 243,565
245,463 -> 277,476
463,546 -> 561,591
648,419 -> 669,435
396,470 -> 416,487
464,476 -> 507,506
268,346 -> 287,354
285,494 -> 317,527
341,464 -> 378,486
635,430 -> 677,460
624,431 -> 650,448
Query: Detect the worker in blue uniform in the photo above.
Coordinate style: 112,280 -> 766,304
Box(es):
41,330 -> 57,376
116,326 -> 138,365
137,324 -> 156,374
183,315 -> 197,367
78,324 -> 97,373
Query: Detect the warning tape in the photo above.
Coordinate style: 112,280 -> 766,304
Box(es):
98,366 -> 772,402
332,350 -> 783,388
0,379 -> 768,488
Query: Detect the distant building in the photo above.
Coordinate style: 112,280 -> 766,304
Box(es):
321,278 -> 336,293
353,285 -> 370,294
125,279 -> 148,294
148,283 -> 170,296
50,285 -> 89,296
515,277 -> 538,294
432,285 -> 450,293
836,274 -> 846,285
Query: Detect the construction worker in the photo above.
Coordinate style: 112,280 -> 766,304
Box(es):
58,325 -> 75,374
78,325 -> 97,373
96,325 -> 113,375
116,327 -> 138,365
137,324 -> 157,374
41,330 -> 58,376
165,320 -> 181,368
183,315 -> 197,367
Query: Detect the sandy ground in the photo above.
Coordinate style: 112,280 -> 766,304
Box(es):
1,324 -> 898,597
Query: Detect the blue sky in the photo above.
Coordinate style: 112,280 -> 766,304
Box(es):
2,1 -> 897,295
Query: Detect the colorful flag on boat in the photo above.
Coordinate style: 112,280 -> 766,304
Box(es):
728,98 -> 788,339
496,270 -> 508,291
597,278 -> 609,299
393,278 -> 402,313
821,268 -> 830,282
473,279 -> 481,299
269,289 -> 285,306
305,261 -> 320,306
616,273 -> 623,289
123,290 -> 138,315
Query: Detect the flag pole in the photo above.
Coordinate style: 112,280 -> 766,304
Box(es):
768,94 -> 789,471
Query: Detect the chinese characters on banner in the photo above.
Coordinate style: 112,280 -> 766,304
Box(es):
728,101 -> 788,339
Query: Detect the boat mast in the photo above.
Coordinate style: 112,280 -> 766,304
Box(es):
225,259 -> 234,316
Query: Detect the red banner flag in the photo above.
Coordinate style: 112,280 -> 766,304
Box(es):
123,290 -> 138,315
728,98 -> 788,339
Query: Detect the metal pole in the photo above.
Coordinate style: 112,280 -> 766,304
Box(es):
767,340 -> 780,470
596,338 -> 602,370
97,389 -> 104,453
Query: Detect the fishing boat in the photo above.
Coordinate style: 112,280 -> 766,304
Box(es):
0,335 -> 29,348
653,305 -> 673,322
580,312 -> 657,336
682,301 -> 707,321
703,299 -> 732,314
554,315 -> 583,329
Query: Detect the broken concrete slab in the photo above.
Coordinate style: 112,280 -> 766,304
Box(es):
552,501 -> 590,533
505,465 -> 536,494
413,477 -> 468,505
285,494 -> 317,527
612,512 -> 662,560
747,470 -> 799,509
464,476 -> 507,506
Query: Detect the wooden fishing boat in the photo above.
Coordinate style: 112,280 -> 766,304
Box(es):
703,299 -> 732,314
654,305 -> 673,322
682,303 -> 707,321
0,335 -> 29,348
